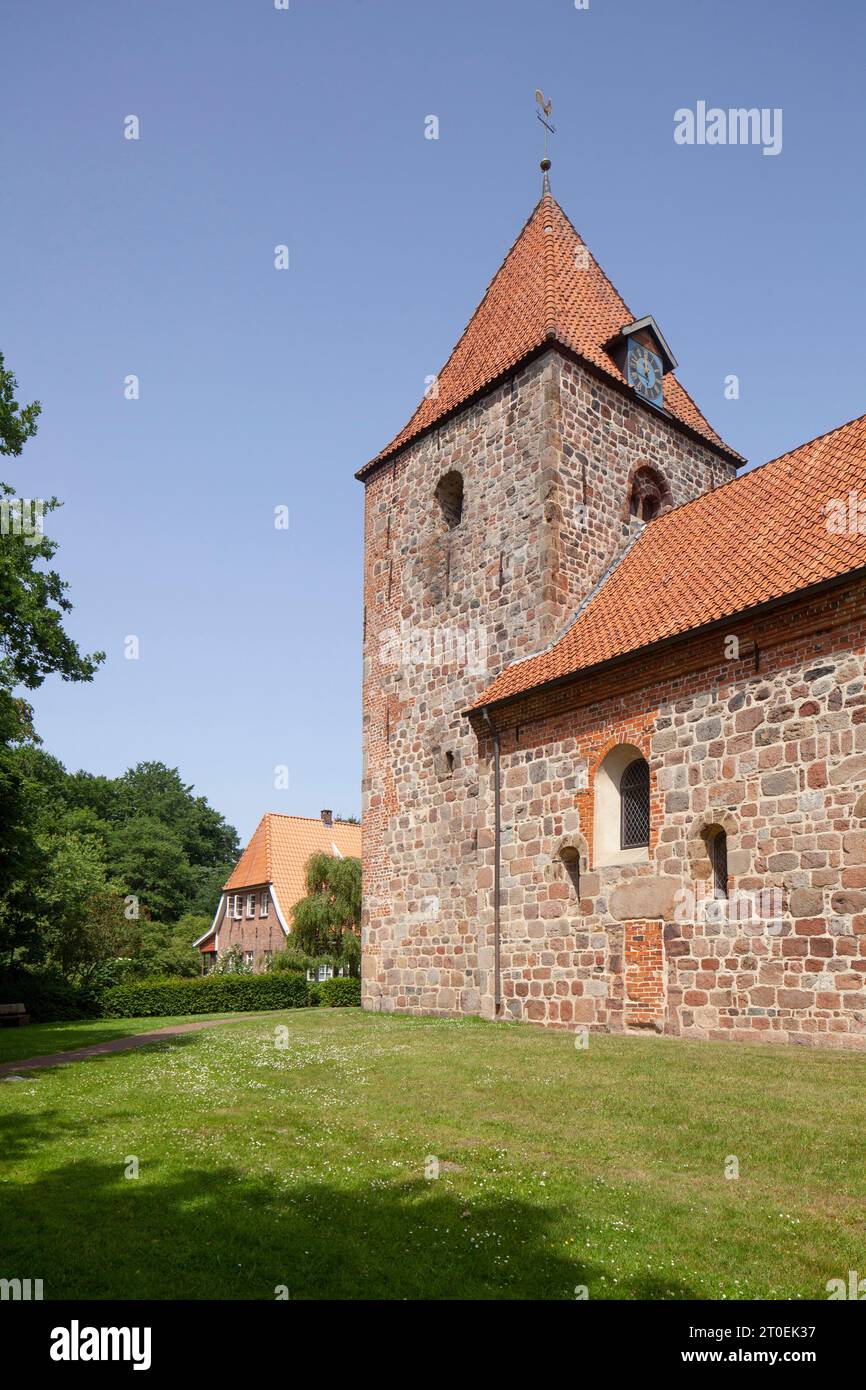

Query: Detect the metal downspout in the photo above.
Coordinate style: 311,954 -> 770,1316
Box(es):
481,706 -> 501,1016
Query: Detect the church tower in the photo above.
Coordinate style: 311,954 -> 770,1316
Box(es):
357,174 -> 741,1018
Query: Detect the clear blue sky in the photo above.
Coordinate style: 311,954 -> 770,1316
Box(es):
2,0 -> 864,844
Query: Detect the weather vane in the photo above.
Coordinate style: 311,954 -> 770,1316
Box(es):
534,89 -> 555,180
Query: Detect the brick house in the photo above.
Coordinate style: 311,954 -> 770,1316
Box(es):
194,811 -> 362,971
357,171 -> 866,1049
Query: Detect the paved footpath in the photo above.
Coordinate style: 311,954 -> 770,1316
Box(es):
0,1014 -> 275,1076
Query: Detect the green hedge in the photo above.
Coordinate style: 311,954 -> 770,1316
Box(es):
0,968 -> 102,1023
316,976 -> 361,1007
101,971 -> 310,1019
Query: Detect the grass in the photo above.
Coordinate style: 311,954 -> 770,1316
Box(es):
1,1008 -> 864,1300
0,1014 -> 248,1067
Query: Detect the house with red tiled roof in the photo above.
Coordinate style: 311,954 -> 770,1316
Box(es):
358,164 -> 866,1050
194,811 -> 362,971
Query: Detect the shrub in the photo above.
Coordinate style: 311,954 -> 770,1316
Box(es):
101,971 -> 310,1018
0,966 -> 102,1023
268,946 -> 316,974
316,976 -> 361,1008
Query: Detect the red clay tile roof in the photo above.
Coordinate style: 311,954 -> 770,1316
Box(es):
358,190 -> 741,477
472,410 -> 866,710
224,814 -> 362,922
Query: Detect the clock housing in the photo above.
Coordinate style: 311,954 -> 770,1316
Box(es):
607,315 -> 677,415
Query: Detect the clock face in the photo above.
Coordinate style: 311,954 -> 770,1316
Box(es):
628,341 -> 664,407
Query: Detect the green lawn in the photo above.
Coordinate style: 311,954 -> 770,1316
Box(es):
1,1009 -> 864,1300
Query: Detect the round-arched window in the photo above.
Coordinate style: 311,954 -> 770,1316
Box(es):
620,758 -> 650,850
628,466 -> 669,523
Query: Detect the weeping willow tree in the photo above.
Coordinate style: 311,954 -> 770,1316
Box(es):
290,853 -> 361,976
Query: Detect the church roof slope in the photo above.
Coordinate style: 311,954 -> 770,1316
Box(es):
472,409 -> 866,710
358,190 -> 742,477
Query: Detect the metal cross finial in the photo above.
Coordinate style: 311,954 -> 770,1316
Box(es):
534,89 -> 555,189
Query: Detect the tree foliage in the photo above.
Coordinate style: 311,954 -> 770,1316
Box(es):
0,350 -> 106,945
0,751 -> 239,975
291,853 -> 361,974
0,352 -> 239,983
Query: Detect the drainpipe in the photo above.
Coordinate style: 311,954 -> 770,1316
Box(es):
481,706 -> 501,1017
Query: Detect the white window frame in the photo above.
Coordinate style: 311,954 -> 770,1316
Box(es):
232,894 -> 243,920
246,892 -> 256,918
259,890 -> 269,917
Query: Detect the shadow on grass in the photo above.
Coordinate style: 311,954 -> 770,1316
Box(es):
0,1023 -> 140,1068
0,1026 -> 216,1076
0,1153 -> 701,1300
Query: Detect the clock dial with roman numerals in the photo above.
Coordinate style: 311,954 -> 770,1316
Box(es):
628,341 -> 664,408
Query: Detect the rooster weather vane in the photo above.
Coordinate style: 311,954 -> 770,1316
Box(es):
534,89 -> 556,178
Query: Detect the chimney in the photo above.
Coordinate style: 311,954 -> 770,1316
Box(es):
320,809 -> 333,827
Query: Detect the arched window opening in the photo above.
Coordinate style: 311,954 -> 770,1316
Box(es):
627,466 -> 669,524
434,470 -> 464,529
559,845 -> 581,900
620,758 -> 650,851
594,744 -> 651,867
709,827 -> 728,899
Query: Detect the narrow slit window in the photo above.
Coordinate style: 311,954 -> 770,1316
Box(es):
434,470 -> 464,529
560,846 -> 581,901
710,829 -> 729,899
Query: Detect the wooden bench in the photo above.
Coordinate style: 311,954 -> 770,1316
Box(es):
0,1003 -> 30,1027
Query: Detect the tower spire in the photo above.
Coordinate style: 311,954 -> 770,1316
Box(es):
534,89 -> 555,194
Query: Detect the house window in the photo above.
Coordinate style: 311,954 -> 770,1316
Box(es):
709,828 -> 729,899
259,890 -> 269,917
243,950 -> 254,967
620,758 -> 650,850
232,895 -> 242,920
434,470 -> 464,529
246,893 -> 256,918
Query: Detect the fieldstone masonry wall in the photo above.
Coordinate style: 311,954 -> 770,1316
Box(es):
470,589 -> 866,1050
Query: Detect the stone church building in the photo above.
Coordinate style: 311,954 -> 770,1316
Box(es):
357,175 -> 866,1050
